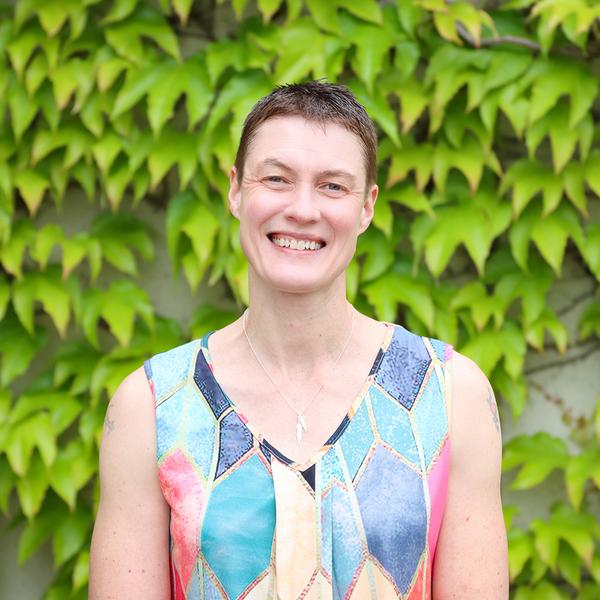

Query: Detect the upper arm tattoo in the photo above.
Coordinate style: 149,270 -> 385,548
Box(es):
485,385 -> 501,434
103,404 -> 115,434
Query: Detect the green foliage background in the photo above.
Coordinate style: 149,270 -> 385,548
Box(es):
0,0 -> 599,597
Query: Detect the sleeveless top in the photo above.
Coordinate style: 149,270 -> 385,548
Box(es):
143,323 -> 453,600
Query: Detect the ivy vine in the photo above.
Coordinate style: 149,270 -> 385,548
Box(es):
0,0 -> 599,598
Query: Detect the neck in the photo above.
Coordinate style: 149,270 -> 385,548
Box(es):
243,272 -> 355,376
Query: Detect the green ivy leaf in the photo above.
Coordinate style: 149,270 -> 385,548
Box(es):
396,78 -> 428,134
363,270 -> 435,330
25,52 -> 48,96
563,162 -> 588,216
579,300 -> 600,340
256,0 -> 283,22
91,131 -> 123,176
62,233 -> 102,280
91,353 -> 145,401
0,219 -> 35,278
387,183 -> 434,217
97,55 -> 128,93
305,0 -> 340,33
531,503 -> 597,571
341,12 -> 395,93
0,311 -> 47,386
585,150 -> 600,198
525,308 -> 568,353
18,503 -> 66,565
451,281 -> 507,331
350,79 -> 400,147
148,128 -> 198,190
51,58 -> 94,110
460,321 -> 526,379
189,304 -> 241,340
49,440 -> 96,510
72,549 -> 90,591
529,57 -> 598,128
530,206 -> 580,276
355,227 -> 395,283
13,168 -> 49,217
0,274 -> 10,321
527,106 -> 592,174
494,367 -> 528,419
503,432 -> 569,489
513,581 -> 568,600
412,189 -> 507,277
15,452 -> 48,519
557,542 -> 582,590
388,142 -> 433,190
52,505 -> 90,567
112,60 -> 171,118
508,528 -> 535,582
0,456 -> 17,515
32,125 -> 94,169
36,0 -> 80,36
12,267 -> 74,337
146,56 -> 213,135
103,0 -> 139,24
565,449 -> 600,510
340,0 -> 382,24
274,20 -> 332,84
181,206 -> 220,268
105,6 -> 180,64
81,279 -> 154,348
502,160 -> 562,218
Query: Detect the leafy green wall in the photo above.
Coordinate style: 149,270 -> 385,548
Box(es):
0,0 -> 599,597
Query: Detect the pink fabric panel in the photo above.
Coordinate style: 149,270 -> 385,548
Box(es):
427,437 -> 450,570
159,449 -> 205,592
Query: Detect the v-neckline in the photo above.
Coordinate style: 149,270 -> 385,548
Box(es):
198,322 -> 395,471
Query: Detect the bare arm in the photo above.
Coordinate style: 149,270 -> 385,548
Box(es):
432,351 -> 509,598
89,366 -> 170,599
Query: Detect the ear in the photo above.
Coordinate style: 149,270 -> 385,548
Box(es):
228,166 -> 241,219
358,183 -> 378,234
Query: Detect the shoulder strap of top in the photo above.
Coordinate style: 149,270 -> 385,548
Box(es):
144,339 -> 202,406
422,336 -> 454,440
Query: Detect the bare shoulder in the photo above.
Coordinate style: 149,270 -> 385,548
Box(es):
448,350 -> 502,478
101,367 -> 154,450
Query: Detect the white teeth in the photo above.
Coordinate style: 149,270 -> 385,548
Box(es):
271,236 -> 323,250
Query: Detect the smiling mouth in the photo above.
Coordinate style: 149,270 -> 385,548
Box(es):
267,234 -> 325,251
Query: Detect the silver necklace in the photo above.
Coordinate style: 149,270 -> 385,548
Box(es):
242,307 -> 356,444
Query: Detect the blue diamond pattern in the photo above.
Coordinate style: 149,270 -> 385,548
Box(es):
355,445 -> 426,594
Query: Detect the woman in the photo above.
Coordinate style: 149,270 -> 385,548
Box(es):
89,82 -> 508,599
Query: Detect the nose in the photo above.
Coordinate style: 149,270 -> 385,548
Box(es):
283,182 -> 320,223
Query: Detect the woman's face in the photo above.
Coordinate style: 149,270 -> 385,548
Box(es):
229,116 -> 378,295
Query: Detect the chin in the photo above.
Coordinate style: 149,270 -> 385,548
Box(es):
256,266 -> 347,296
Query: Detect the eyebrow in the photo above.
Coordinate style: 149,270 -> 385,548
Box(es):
257,158 -> 358,186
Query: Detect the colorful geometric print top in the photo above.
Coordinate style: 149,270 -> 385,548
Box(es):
143,322 -> 453,600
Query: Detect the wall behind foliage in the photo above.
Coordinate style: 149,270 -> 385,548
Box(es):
0,0 -> 599,598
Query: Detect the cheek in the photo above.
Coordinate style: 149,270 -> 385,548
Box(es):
329,205 -> 363,232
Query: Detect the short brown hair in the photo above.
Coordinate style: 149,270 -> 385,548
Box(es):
234,81 -> 378,186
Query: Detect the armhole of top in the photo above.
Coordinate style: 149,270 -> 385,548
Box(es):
143,359 -> 156,407
444,346 -> 454,442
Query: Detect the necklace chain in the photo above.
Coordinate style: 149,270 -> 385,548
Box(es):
242,307 -> 356,444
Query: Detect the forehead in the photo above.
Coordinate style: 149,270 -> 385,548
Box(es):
245,116 -> 365,176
